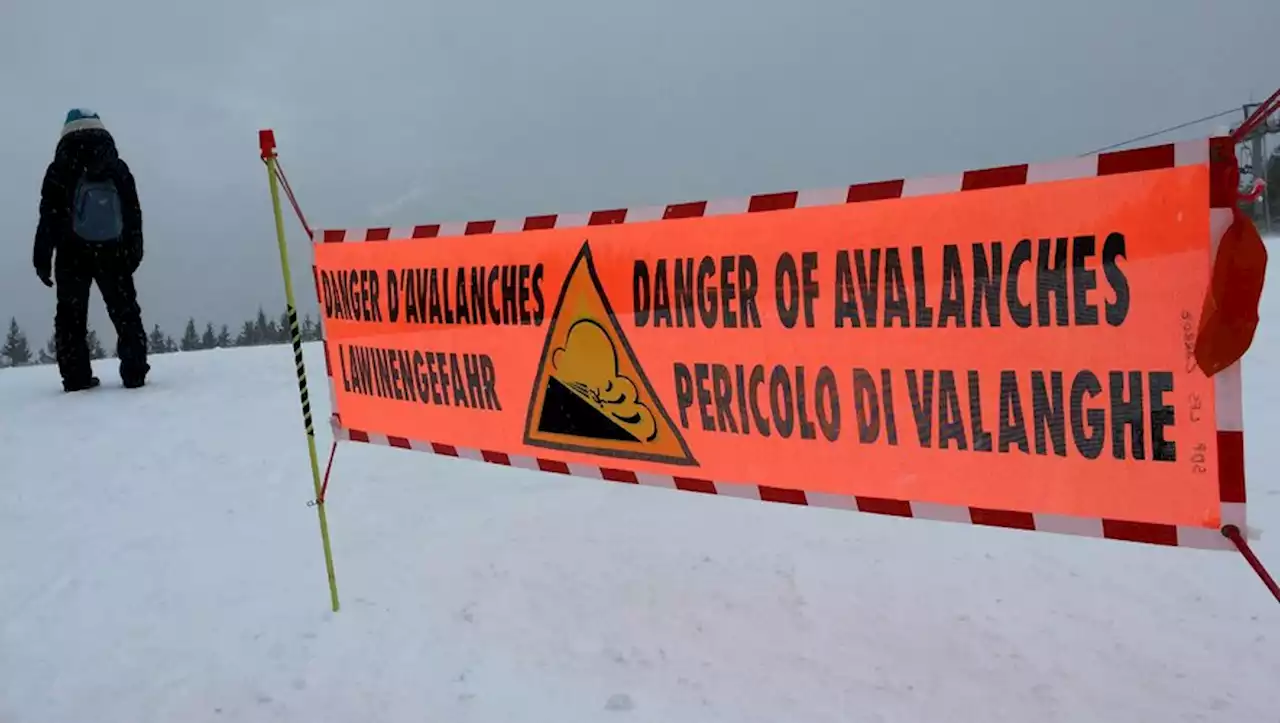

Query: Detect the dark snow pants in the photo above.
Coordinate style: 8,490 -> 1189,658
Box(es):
54,244 -> 149,386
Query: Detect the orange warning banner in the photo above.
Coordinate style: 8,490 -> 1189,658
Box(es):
315,164 -> 1224,529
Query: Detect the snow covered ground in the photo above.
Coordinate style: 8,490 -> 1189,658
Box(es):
2,286 -> 1278,722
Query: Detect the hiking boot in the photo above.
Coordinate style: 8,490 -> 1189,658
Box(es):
121,361 -> 150,390
63,376 -> 101,393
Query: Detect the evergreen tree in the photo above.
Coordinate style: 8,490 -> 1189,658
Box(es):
1,317 -> 33,366
201,322 -> 217,350
302,314 -> 319,342
86,328 -> 107,360
278,311 -> 292,343
164,335 -> 178,353
180,318 -> 200,352
253,307 -> 271,346
216,324 -> 232,348
148,324 -> 169,354
38,335 -> 56,364
237,320 -> 256,347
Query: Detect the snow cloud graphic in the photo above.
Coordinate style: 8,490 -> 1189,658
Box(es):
550,319 -> 658,442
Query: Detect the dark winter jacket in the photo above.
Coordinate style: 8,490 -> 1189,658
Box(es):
33,128 -> 143,277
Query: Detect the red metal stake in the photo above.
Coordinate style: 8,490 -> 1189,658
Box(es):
1223,525 -> 1280,605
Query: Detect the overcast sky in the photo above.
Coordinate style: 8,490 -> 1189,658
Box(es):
1,0 -> 1277,349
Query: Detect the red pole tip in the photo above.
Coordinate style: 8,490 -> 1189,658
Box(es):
1223,525 -> 1280,605
258,129 -> 277,159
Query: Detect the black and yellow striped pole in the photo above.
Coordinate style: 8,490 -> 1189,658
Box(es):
259,129 -> 340,612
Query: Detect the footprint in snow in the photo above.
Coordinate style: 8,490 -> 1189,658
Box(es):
605,693 -> 635,712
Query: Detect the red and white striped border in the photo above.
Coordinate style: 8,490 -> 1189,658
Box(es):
1209,136 -> 1249,546
312,140 -> 1210,244
327,417 -> 1245,550
309,136 -> 1251,550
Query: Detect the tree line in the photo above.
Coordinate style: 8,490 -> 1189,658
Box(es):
0,306 -> 323,367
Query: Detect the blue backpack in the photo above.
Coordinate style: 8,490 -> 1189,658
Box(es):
71,173 -> 124,242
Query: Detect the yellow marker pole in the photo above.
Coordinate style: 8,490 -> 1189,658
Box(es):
259,129 -> 340,612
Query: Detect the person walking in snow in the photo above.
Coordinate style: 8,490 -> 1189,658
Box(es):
33,109 -> 149,391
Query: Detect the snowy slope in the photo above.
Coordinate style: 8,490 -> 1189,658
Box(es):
2,290 -> 1278,722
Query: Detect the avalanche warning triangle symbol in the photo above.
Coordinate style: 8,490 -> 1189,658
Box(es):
522,241 -> 697,467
